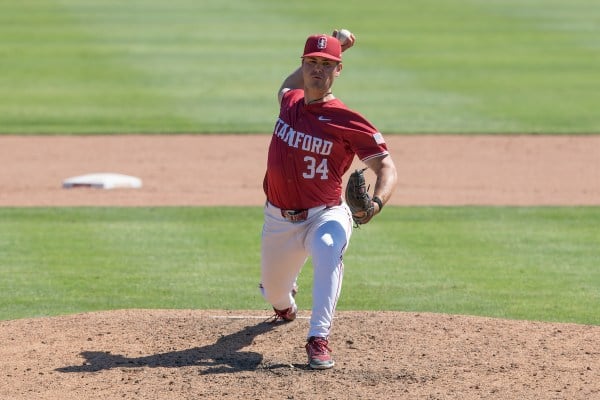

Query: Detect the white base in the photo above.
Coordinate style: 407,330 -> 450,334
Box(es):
63,173 -> 142,190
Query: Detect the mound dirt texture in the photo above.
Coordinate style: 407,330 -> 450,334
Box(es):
1,135 -> 599,400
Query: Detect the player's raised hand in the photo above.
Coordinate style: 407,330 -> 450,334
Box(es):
333,28 -> 355,52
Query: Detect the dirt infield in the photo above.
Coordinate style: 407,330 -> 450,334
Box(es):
1,135 -> 599,399
1,134 -> 599,206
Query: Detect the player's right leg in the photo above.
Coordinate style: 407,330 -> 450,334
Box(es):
260,204 -> 307,313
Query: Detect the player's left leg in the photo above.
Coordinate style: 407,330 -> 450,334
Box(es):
305,205 -> 353,339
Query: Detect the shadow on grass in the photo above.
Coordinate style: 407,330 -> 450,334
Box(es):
56,320 -> 277,375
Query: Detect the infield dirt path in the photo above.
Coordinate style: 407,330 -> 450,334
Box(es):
0,134 -> 599,400
1,134 -> 599,206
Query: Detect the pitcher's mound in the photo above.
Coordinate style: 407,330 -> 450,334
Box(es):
0,309 -> 598,399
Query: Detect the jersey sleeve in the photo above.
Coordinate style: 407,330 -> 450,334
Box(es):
280,89 -> 303,111
342,112 -> 389,162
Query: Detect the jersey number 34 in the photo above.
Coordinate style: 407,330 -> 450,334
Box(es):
302,156 -> 329,180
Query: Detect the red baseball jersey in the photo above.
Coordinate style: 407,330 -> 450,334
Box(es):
264,89 -> 388,210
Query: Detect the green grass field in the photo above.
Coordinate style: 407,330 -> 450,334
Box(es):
1,1 -> 599,325
1,0 -> 599,134
1,207 -> 598,324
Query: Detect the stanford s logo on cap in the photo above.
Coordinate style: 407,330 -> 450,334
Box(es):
317,36 -> 327,49
302,34 -> 342,62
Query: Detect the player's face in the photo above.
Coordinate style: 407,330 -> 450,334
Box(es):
302,57 -> 342,92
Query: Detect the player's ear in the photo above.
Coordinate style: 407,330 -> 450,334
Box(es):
335,62 -> 343,76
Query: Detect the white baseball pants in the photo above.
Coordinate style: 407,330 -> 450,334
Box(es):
260,202 -> 353,338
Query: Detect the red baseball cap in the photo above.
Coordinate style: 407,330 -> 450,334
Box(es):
302,34 -> 342,62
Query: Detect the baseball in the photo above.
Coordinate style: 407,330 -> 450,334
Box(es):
336,29 -> 352,45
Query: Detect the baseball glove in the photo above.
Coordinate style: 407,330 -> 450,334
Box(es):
345,168 -> 375,225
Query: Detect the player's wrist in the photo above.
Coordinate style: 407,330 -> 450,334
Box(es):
372,196 -> 383,213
